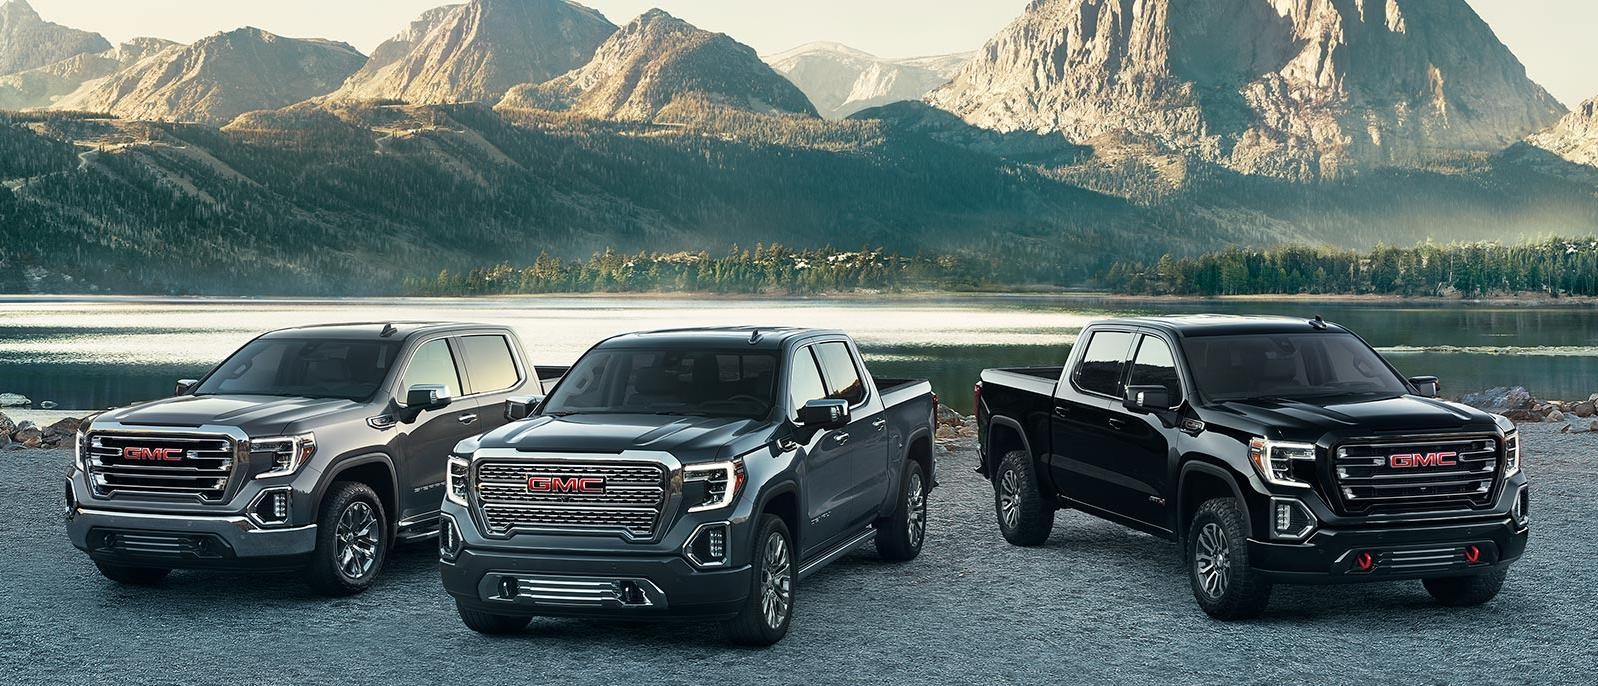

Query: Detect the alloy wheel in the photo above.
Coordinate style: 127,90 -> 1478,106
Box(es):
1194,522 -> 1231,599
335,501 -> 380,581
906,472 -> 927,548
759,531 -> 793,629
998,468 -> 1021,530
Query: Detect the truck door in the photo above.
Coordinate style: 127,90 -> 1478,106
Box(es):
812,341 -> 890,538
394,337 -> 477,517
455,333 -> 526,436
1098,334 -> 1182,528
1050,329 -> 1137,514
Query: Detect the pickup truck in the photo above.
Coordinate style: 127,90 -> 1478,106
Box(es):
439,327 -> 937,645
65,322 -> 561,596
975,315 -> 1529,619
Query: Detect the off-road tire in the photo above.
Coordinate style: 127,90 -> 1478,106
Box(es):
1187,498 -> 1272,620
306,481 -> 388,597
876,459 -> 928,562
1423,568 -> 1507,607
994,450 -> 1054,546
456,601 -> 533,635
94,562 -> 170,586
724,514 -> 794,647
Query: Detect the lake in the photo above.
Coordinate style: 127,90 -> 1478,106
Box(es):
3,295 -> 1597,414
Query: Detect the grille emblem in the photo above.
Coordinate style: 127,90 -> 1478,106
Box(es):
122,446 -> 184,462
527,476 -> 607,495
1388,452 -> 1459,469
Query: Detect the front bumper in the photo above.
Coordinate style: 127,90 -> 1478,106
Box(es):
442,545 -> 752,620
1249,515 -> 1527,583
66,481 -> 317,570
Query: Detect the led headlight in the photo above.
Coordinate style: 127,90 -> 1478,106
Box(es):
1249,438 -> 1315,489
73,430 -> 88,472
252,433 -> 317,479
683,458 -> 747,513
1503,431 -> 1520,478
446,456 -> 470,507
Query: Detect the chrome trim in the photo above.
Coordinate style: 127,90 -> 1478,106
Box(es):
683,521 -> 732,569
469,449 -> 682,543
481,572 -> 667,609
797,528 -> 875,580
84,424 -> 249,503
245,486 -> 294,528
71,506 -> 315,535
1268,497 -> 1317,541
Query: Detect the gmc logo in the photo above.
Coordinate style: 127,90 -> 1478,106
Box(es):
1389,452 -> 1459,469
123,446 -> 184,462
527,476 -> 606,495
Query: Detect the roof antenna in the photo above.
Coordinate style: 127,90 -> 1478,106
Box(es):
1309,315 -> 1328,330
380,323 -> 399,338
749,328 -> 763,344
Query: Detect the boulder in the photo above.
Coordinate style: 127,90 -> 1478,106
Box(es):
1460,387 -> 1535,412
1546,410 -> 1566,423
936,404 -> 965,427
0,412 -> 14,439
11,421 -> 42,449
0,393 -> 30,408
1498,409 -> 1543,423
1571,401 -> 1596,418
1589,393 -> 1598,403
39,400 -> 58,410
47,417 -> 82,436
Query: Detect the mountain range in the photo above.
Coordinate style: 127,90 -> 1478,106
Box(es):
1,0 -> 1596,295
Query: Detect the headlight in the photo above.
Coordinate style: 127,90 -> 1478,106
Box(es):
73,430 -> 88,471
252,433 -> 317,479
683,458 -> 746,513
446,456 -> 470,507
1503,431 -> 1520,478
1249,438 -> 1314,489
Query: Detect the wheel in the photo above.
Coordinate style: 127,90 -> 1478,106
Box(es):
456,600 -> 533,635
724,514 -> 794,646
994,450 -> 1054,547
94,562 -> 170,586
306,481 -> 388,597
1423,568 -> 1507,607
876,460 -> 928,562
1187,498 -> 1272,620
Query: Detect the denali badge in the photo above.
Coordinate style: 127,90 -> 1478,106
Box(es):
527,476 -> 606,494
1389,452 -> 1459,469
123,446 -> 184,462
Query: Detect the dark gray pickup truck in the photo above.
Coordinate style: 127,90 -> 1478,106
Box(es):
439,327 -> 937,645
66,322 -> 562,595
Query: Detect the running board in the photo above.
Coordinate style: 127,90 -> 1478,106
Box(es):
395,512 -> 440,542
797,528 -> 875,580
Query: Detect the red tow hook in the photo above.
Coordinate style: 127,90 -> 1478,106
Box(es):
1353,551 -> 1376,572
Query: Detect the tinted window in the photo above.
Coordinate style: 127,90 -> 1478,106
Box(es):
788,347 -> 828,415
542,348 -> 778,419
814,342 -> 865,406
401,339 -> 461,398
1073,331 -> 1134,397
459,335 -> 520,393
196,338 -> 400,401
1127,335 -> 1182,406
1183,333 -> 1409,402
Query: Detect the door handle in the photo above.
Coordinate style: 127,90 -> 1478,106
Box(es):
1053,406 -> 1071,419
458,414 -> 479,425
1106,417 -> 1128,431
833,432 -> 851,444
871,418 -> 887,431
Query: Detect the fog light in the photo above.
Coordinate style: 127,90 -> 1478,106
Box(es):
439,516 -> 464,562
499,577 -> 519,600
1465,545 -> 1483,564
248,488 -> 292,527
684,522 -> 732,568
63,481 -> 77,521
1512,487 -> 1530,527
1269,497 -> 1317,541
1353,551 -> 1376,572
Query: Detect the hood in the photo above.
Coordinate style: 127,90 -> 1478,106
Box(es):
95,395 -> 365,436
1205,393 -> 1494,438
480,413 -> 776,464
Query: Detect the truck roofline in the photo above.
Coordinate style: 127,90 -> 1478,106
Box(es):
1087,314 -> 1352,337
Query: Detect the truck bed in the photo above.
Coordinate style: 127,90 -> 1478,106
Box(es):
875,376 -> 934,408
979,367 -> 1062,397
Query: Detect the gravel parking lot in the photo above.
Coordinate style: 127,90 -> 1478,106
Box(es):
3,426 -> 1594,685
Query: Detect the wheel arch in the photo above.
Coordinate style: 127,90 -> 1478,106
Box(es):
983,414 -> 1031,478
754,481 -> 802,552
316,453 -> 401,525
1177,459 -> 1251,545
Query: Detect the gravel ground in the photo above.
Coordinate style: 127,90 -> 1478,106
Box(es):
2,426 -> 1594,685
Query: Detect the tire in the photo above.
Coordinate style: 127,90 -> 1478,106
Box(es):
875,459 -> 928,562
305,481 -> 389,597
1187,498 -> 1272,620
1423,568 -> 1507,607
994,450 -> 1054,547
456,600 -> 533,635
94,562 -> 170,586
724,514 -> 794,647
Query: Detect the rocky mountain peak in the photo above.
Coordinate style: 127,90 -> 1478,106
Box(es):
1527,96 -> 1598,169
767,41 -> 970,120
0,0 -> 111,74
927,0 -> 1567,179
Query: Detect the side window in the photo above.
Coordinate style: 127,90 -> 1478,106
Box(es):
459,335 -> 521,394
1073,330 -> 1134,397
1127,335 -> 1182,406
814,342 -> 866,406
787,347 -> 827,416
401,339 -> 461,399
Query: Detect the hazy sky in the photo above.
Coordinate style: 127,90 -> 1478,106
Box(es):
26,0 -> 1598,106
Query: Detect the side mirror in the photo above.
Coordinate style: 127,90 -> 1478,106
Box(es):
403,384 -> 452,411
505,395 -> 545,421
1123,385 -> 1174,414
1409,376 -> 1441,399
795,399 -> 850,436
175,379 -> 199,396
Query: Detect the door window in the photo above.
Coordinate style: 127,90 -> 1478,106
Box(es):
1073,331 -> 1135,397
788,347 -> 828,416
401,339 -> 461,399
814,342 -> 866,406
459,335 -> 520,394
1127,335 -> 1182,406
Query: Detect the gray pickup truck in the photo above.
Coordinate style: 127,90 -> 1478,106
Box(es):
65,322 -> 561,596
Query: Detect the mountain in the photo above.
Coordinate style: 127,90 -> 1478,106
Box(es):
926,0 -> 1568,180
1527,96 -> 1598,168
502,10 -> 816,122
765,42 -> 970,120
52,28 -> 364,125
0,38 -> 177,111
328,0 -> 616,104
0,0 -> 110,75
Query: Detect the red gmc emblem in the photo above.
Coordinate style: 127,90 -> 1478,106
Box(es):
527,476 -> 606,495
123,446 -> 184,462
1389,452 -> 1459,469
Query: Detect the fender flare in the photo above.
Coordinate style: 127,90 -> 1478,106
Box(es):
313,452 -> 401,522
901,424 -> 935,483
1176,459 -> 1251,543
753,479 -> 803,547
982,414 -> 1032,477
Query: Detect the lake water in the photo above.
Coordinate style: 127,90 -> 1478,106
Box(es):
2,295 -> 1597,413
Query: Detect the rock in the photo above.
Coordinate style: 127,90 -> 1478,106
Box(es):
1461,387 -> 1535,412
1571,401 -> 1596,418
0,411 -> 14,438
47,417 -> 81,435
10,421 -> 42,448
1498,409 -> 1543,423
1546,410 -> 1565,423
1589,393 -> 1598,403
1560,424 -> 1572,434
936,404 -> 965,427
0,392 -> 31,407
1591,419 -> 1598,433
39,400 -> 57,409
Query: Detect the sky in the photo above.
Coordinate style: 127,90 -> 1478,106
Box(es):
24,0 -> 1598,107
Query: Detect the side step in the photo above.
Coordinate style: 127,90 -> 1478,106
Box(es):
797,528 -> 875,580
395,512 -> 440,542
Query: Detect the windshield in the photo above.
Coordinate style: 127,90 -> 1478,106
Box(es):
542,348 -> 778,419
195,338 -> 402,401
1183,333 -> 1409,402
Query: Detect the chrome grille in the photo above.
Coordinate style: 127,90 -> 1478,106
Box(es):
87,433 -> 237,501
1333,437 -> 1500,513
474,460 -> 668,539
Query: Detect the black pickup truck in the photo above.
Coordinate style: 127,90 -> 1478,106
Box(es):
66,322 -> 561,595
975,316 -> 1529,619
439,327 -> 937,645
